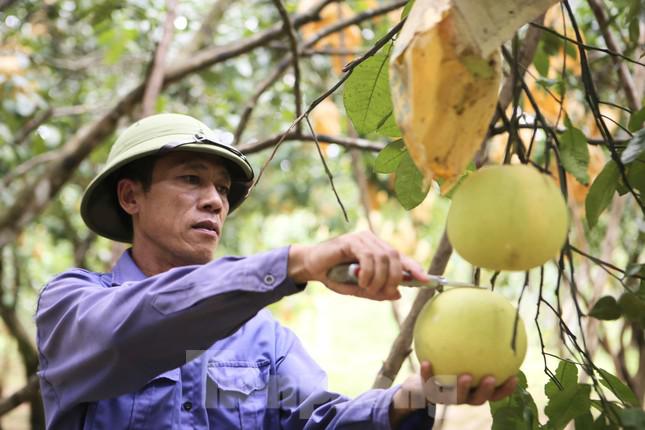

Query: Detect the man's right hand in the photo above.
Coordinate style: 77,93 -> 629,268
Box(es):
288,231 -> 429,301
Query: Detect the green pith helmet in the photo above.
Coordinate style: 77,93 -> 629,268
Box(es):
80,113 -> 254,243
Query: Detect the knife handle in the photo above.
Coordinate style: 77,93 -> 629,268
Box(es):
327,263 -> 441,288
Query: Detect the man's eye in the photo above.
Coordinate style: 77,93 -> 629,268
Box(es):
181,175 -> 200,185
216,185 -> 230,196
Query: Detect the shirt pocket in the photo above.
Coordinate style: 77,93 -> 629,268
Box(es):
130,367 -> 181,430
206,359 -> 272,430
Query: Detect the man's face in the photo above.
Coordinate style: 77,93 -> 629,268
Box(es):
126,151 -> 232,266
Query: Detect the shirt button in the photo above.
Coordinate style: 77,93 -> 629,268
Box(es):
182,401 -> 193,412
263,274 -> 275,285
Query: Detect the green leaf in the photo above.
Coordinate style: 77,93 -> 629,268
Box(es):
374,140 -> 406,173
591,400 -> 625,428
401,0 -> 415,19
576,412 -> 594,430
545,360 -> 579,399
394,152 -> 429,210
588,296 -> 622,320
558,118 -> 590,185
545,383 -> 592,430
593,413 -> 621,430
621,128 -> 645,164
585,160 -> 619,228
545,361 -> 592,430
533,45 -> 550,77
598,368 -> 640,407
490,372 -> 540,430
542,31 -> 561,55
618,292 -> 645,324
628,108 -> 645,132
343,50 -> 401,137
98,27 -> 137,65
625,153 -> 645,197
619,407 -> 645,430
564,39 -> 578,59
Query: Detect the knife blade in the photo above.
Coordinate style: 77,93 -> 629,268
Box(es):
327,263 -> 483,289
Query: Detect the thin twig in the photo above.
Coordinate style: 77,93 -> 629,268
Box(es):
11,109 -> 53,145
489,123 -> 631,146
586,0 -> 640,110
304,115 -> 349,221
271,0 -> 302,131
234,59 -> 291,144
234,0 -> 406,144
251,19 -> 406,189
561,0 -> 644,213
529,22 -> 645,67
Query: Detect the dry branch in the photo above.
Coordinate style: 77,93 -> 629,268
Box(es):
373,232 -> 453,388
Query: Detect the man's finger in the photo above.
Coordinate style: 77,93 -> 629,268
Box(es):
467,376 -> 496,405
357,253 -> 375,289
456,374 -> 473,404
490,376 -> 518,401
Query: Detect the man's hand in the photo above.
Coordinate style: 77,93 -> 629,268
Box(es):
389,361 -> 518,428
288,231 -> 428,301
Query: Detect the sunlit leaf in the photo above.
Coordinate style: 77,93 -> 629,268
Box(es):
627,107 -> 645,132
394,152 -> 429,209
374,139 -> 406,173
558,117 -> 590,184
585,160 -> 619,228
343,49 -> 401,137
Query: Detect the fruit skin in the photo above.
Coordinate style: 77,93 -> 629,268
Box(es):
447,164 -> 569,271
389,2 -> 501,187
414,287 -> 527,386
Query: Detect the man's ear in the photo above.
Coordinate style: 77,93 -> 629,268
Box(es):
117,179 -> 143,215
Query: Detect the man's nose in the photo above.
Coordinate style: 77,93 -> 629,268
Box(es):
199,185 -> 224,212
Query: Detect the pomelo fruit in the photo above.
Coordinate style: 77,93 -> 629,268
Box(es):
414,287 -> 527,385
447,164 -> 569,271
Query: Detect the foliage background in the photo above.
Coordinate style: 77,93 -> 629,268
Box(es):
0,0 -> 643,428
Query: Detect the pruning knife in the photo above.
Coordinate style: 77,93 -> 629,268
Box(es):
327,263 -> 482,289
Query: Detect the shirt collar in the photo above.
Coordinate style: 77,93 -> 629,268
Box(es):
111,249 -> 147,285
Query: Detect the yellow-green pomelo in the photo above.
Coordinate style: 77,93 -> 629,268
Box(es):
414,287 -> 527,385
447,164 -> 569,271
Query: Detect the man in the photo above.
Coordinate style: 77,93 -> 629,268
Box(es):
36,113 -> 517,429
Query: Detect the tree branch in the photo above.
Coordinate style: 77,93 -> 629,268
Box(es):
528,22 -> 645,68
271,0 -> 302,130
0,375 -> 39,417
239,131 -> 385,154
0,0 -> 339,249
372,231 -> 453,388
141,0 -> 177,117
586,0 -> 640,111
233,0 -> 407,144
182,0 -> 236,54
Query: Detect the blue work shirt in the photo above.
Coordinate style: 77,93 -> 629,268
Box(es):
36,247 -> 434,429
